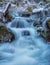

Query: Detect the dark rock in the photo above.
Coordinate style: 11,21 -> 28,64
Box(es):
26,7 -> 32,12
33,21 -> 39,26
44,3 -> 50,9
39,1 -> 45,6
0,2 -> 12,23
0,25 -> 15,43
4,12 -> 13,22
44,3 -> 50,16
22,30 -> 30,36
46,18 -> 50,29
43,0 -> 50,3
40,30 -> 50,42
32,10 -> 45,27
0,0 -> 2,2
8,4 -> 19,19
34,0 -> 41,3
39,17 -> 50,42
19,11 -> 31,17
37,27 -> 44,32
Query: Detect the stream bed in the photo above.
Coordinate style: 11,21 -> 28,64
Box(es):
0,0 -> 50,65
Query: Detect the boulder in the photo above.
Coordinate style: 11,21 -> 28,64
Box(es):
20,11 -> 31,17
26,7 -> 32,12
39,17 -> 50,42
0,2 -> 12,23
0,25 -> 15,43
22,30 -> 30,36
46,18 -> 50,29
8,4 -> 19,19
40,30 -> 50,42
43,17 -> 50,30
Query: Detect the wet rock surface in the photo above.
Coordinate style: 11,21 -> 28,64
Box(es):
22,30 -> 30,36
41,18 -> 50,42
46,18 -> 50,29
37,17 -> 50,42
0,25 -> 15,43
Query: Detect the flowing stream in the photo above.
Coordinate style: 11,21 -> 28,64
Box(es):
0,18 -> 50,65
0,5 -> 50,65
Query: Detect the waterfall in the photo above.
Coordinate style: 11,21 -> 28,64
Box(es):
0,0 -> 50,65
0,21 -> 50,65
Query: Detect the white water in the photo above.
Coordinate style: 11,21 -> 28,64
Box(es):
0,25 -> 50,65
0,3 -> 50,65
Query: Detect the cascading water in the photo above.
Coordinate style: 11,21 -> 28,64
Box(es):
0,0 -> 50,65
0,17 -> 50,65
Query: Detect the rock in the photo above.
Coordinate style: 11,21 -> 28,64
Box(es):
4,3 -> 19,22
26,4 -> 37,12
32,8 -> 45,22
43,0 -> 47,4
47,0 -> 50,2
43,17 -> 50,30
32,8 -> 44,14
46,18 -> 50,29
0,0 -> 2,2
0,25 -> 15,43
22,30 -> 30,36
37,27 -> 44,32
26,6 -> 32,12
44,3 -> 50,9
43,0 -> 50,4
32,16 -> 41,27
40,30 -> 50,42
37,28 -> 50,42
20,11 -> 31,17
44,3 -> 50,16
40,17 -> 50,42
32,4 -> 37,9
0,2 -> 12,23
36,17 -> 50,42
34,0 -> 41,3
8,4 -> 19,19
33,21 -> 39,26
0,2 -> 19,23
39,1 -> 45,7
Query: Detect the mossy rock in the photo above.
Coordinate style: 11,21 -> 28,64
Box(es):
26,7 -> 32,12
0,25 -> 15,43
40,30 -> 50,42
